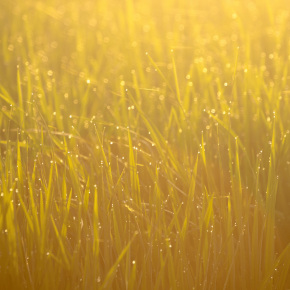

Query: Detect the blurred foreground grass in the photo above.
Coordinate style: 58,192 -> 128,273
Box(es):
1,0 -> 290,289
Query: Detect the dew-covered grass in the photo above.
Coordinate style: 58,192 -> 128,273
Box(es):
1,0 -> 290,289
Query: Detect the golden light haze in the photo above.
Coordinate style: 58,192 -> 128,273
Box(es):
0,0 -> 290,289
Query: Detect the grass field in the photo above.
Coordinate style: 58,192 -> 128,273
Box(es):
1,0 -> 290,289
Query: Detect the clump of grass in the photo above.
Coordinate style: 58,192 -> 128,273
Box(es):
1,0 -> 290,289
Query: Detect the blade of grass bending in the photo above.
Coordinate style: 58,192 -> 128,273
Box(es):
258,243 -> 290,290
1,110 -> 22,130
100,233 -> 137,290
167,203 -> 182,233
50,215 -> 70,270
275,244 -> 290,289
47,252 -> 66,269
0,90 -> 15,106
